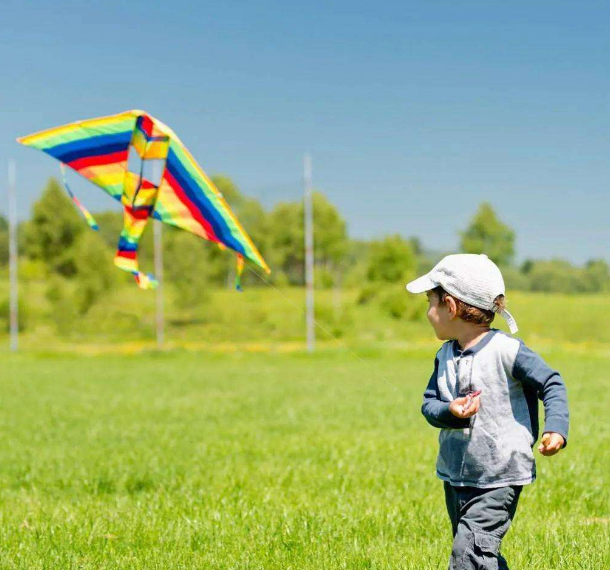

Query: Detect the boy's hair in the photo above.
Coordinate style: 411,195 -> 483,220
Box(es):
432,286 -> 506,326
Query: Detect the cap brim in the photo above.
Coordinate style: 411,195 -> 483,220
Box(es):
406,274 -> 437,293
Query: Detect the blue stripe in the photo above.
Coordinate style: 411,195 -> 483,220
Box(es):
117,236 -> 139,251
46,132 -> 133,164
165,148 -> 247,256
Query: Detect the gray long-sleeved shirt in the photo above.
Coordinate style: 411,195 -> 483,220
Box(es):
422,329 -> 569,488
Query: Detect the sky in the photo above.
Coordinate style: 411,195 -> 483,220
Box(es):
1,0 -> 609,263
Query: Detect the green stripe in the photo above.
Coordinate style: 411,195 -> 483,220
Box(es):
27,117 -> 135,150
171,142 -> 264,265
170,141 -> 255,253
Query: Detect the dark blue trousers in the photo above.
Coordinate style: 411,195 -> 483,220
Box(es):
444,483 -> 522,570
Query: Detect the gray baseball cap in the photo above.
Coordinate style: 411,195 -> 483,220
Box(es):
406,253 -> 518,333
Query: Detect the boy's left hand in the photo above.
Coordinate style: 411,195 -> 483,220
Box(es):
538,432 -> 565,456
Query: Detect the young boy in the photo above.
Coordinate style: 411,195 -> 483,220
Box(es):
407,254 -> 569,570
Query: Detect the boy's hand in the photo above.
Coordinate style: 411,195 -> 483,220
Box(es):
538,432 -> 565,456
449,395 -> 480,419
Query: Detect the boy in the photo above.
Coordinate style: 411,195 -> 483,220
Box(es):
407,254 -> 569,570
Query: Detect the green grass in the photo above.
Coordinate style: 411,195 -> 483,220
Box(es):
4,281 -> 610,353
1,348 -> 608,569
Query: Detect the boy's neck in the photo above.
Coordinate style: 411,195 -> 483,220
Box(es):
455,325 -> 492,351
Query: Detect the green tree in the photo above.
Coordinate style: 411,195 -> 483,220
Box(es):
460,202 -> 515,266
267,192 -> 348,285
212,175 -> 243,208
94,210 -> 126,250
267,201 -> 303,284
164,230 -> 212,309
583,259 -> 610,293
365,235 -> 417,284
23,178 -> 84,275
526,259 -> 585,294
72,232 -> 118,313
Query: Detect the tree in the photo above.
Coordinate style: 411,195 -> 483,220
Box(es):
521,258 -> 610,294
526,259 -> 585,294
583,259 -> 610,293
93,210 -> 126,250
163,230 -> 213,309
23,178 -> 84,275
267,192 -> 348,285
460,203 -> 515,266
72,232 -> 117,313
366,235 -> 417,283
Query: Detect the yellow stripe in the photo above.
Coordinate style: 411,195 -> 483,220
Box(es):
115,256 -> 138,272
156,180 -> 211,240
75,164 -> 126,198
170,139 -> 270,273
132,129 -> 148,157
18,110 -> 138,146
145,139 -> 169,159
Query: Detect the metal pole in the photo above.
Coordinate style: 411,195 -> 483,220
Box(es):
303,154 -> 315,352
154,220 -> 164,347
7,160 -> 18,352
153,162 -> 164,347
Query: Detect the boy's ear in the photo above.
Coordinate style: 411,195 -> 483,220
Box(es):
445,295 -> 458,320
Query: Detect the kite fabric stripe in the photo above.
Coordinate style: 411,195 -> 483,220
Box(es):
18,112 -> 136,201
18,109 -> 270,284
59,164 -> 99,231
154,139 -> 269,272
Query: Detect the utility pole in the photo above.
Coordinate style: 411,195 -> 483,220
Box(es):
7,159 -> 18,352
303,154 -> 315,352
153,162 -> 164,347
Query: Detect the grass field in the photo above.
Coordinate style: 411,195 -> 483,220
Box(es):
4,280 -> 610,353
1,348 -> 608,569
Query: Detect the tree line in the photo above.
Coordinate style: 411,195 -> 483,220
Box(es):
1,175 -> 609,323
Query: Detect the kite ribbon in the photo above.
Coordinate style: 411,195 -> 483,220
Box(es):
59,164 -> 99,230
235,254 -> 244,292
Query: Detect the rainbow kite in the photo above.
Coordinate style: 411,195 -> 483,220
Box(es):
18,110 -> 269,289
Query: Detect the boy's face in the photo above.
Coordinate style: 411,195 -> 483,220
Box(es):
426,290 -> 455,340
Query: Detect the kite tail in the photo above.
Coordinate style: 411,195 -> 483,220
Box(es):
59,164 -> 99,230
114,205 -> 158,289
235,254 -> 245,292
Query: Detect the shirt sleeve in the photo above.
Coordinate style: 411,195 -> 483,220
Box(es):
421,356 -> 470,430
512,342 -> 570,446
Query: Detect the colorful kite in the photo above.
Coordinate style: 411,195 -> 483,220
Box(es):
18,110 -> 269,289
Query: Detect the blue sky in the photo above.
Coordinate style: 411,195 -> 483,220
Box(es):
1,0 -> 608,263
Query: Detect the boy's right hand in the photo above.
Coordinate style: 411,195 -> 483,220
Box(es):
449,395 -> 480,419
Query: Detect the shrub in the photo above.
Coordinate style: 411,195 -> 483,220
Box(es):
366,235 -> 417,284
0,297 -> 28,332
379,288 -> 427,321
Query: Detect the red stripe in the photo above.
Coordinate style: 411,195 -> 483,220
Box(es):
117,250 -> 137,260
124,204 -> 151,220
164,169 -> 219,242
140,115 -> 154,137
68,150 -> 128,171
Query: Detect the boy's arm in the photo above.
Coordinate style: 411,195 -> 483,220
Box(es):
512,342 -> 569,447
422,357 -> 470,430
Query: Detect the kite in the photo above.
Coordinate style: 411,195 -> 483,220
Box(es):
18,110 -> 269,289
